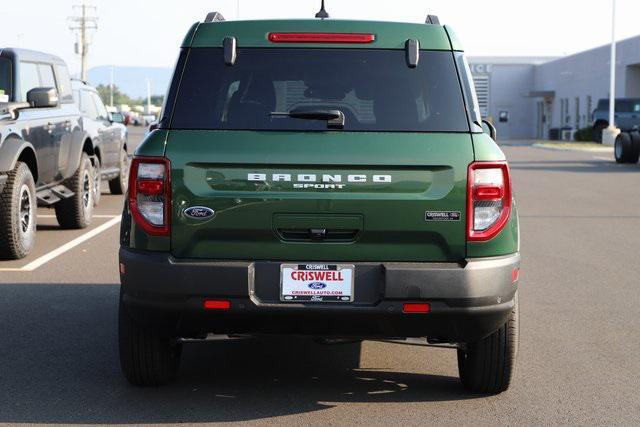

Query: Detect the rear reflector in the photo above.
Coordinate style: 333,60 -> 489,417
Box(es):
402,303 -> 431,314
512,268 -> 520,283
268,32 -> 376,44
204,300 -> 231,310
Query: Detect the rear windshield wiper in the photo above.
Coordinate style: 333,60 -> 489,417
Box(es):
270,108 -> 345,129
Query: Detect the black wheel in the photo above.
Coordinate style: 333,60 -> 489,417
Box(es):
55,153 -> 93,229
629,131 -> 640,164
614,132 -> 639,164
109,147 -> 129,195
93,156 -> 102,207
119,295 -> 182,386
0,162 -> 36,260
457,292 -> 519,394
593,122 -> 607,144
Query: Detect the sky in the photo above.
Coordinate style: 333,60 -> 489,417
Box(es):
2,0 -> 640,77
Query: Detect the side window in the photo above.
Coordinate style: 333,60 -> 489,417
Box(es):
37,64 -> 56,88
54,65 -> 74,103
91,92 -> 109,120
80,90 -> 99,120
19,62 -> 40,101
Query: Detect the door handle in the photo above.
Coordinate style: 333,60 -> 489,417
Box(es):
46,122 -> 54,133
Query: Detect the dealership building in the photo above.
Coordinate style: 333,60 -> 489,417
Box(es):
468,35 -> 640,140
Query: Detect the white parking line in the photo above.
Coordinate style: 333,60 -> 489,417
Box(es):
593,156 -> 612,161
36,214 -> 118,219
0,216 -> 121,272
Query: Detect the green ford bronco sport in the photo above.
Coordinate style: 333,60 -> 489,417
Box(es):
118,10 -> 521,394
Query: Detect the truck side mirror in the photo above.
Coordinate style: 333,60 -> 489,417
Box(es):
27,87 -> 59,108
482,119 -> 497,141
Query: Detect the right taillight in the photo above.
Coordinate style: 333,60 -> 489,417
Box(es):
128,157 -> 171,236
467,162 -> 512,242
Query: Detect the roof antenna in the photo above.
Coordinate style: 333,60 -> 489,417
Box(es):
315,0 -> 329,19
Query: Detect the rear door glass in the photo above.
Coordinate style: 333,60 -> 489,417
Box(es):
171,48 -> 469,132
19,62 -> 40,101
0,57 -> 12,100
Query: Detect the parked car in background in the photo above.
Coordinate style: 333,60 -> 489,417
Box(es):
592,98 -> 640,142
72,80 -> 130,204
0,48 -> 94,259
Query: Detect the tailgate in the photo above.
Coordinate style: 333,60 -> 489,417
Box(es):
166,130 -> 473,262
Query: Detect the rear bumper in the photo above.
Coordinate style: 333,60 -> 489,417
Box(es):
119,247 -> 520,342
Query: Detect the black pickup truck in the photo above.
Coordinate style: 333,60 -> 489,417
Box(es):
0,48 -> 96,259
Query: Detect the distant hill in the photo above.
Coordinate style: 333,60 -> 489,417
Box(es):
87,66 -> 172,98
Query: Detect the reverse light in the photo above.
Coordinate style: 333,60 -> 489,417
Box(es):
268,32 -> 376,44
129,157 -> 171,236
467,162 -> 512,242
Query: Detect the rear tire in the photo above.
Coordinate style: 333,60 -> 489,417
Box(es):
118,296 -> 182,386
629,131 -> 640,164
55,153 -> 93,229
593,122 -> 607,144
0,162 -> 36,260
109,147 -> 129,195
457,292 -> 519,394
614,132 -> 640,164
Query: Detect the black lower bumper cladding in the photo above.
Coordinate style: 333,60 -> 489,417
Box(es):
120,247 -> 520,343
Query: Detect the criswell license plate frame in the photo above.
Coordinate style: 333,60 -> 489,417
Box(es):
280,263 -> 355,303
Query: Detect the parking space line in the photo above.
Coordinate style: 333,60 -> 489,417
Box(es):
593,156 -> 612,161
36,214 -> 118,219
0,216 -> 121,272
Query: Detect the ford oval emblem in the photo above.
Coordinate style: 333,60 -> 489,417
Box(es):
184,206 -> 215,220
308,282 -> 327,290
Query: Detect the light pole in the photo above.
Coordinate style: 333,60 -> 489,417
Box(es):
603,0 -> 620,145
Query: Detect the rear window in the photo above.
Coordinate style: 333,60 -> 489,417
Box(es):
170,48 -> 469,132
0,57 -> 11,101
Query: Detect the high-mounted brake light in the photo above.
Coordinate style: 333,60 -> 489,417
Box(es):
268,32 -> 376,44
129,157 -> 171,236
467,162 -> 512,242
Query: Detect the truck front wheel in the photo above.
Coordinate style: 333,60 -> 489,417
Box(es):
615,132 -> 640,164
0,162 -> 37,260
55,153 -> 93,229
457,292 -> 519,394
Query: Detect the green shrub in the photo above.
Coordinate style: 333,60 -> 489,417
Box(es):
574,126 -> 595,142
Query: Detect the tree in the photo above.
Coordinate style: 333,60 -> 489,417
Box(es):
95,84 -> 164,108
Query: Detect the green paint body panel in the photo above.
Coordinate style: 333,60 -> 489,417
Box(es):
472,133 -> 507,161
186,20 -> 453,50
133,130 -> 168,157
121,19 -> 520,262
443,25 -> 464,51
165,131 -> 473,262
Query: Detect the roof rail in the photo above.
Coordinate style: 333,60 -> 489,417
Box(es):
204,12 -> 225,23
425,15 -> 440,25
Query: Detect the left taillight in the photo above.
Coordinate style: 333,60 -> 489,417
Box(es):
467,161 -> 512,242
128,157 -> 170,236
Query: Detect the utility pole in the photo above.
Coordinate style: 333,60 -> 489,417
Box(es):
608,0 -> 617,131
146,78 -> 151,114
68,3 -> 98,81
110,66 -> 114,108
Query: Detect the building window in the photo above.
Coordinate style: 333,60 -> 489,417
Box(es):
575,97 -> 580,129
587,96 -> 593,123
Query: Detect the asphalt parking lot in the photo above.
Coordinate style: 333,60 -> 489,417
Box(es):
1,131 -> 639,425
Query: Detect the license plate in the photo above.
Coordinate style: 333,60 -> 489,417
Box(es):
280,264 -> 354,303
